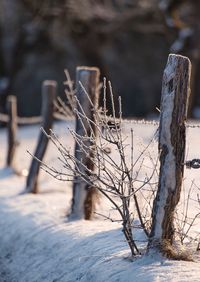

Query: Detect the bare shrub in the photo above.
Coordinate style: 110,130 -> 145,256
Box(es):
36,76 -> 159,256
175,180 -> 200,252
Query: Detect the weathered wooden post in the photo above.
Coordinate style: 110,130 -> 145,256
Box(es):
71,66 -> 100,220
148,54 -> 191,256
26,80 -> 56,193
6,95 -> 17,168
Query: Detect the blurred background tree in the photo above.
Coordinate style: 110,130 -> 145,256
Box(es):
0,0 -> 199,118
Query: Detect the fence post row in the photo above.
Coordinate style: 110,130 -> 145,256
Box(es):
149,54 -> 191,251
71,66 -> 100,220
6,95 -> 17,169
26,80 -> 57,193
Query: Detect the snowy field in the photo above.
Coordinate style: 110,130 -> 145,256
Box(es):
0,120 -> 200,282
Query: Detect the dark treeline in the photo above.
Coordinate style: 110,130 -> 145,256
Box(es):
0,0 -> 199,118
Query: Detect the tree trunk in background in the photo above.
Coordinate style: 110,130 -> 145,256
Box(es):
148,54 -> 191,256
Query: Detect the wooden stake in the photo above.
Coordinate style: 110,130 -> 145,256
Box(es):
6,95 -> 17,168
71,66 -> 100,220
26,80 -> 56,193
149,54 -> 191,253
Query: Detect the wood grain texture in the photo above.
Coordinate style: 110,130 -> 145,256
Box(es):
26,81 -> 56,193
149,54 -> 191,250
71,67 -> 100,220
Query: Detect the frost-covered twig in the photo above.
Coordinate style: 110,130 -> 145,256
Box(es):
40,78 -> 158,256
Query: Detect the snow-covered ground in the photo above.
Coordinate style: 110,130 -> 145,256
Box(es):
0,120 -> 200,282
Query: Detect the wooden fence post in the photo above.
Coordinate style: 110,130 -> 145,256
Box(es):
71,66 -> 100,220
6,95 -> 17,169
26,80 -> 57,193
149,54 -> 191,254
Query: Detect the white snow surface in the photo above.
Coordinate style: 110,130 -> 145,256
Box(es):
0,120 -> 200,282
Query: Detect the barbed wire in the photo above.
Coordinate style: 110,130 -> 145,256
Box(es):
1,111 -> 200,128
186,123 -> 200,129
185,159 -> 200,169
2,110 -> 200,169
0,112 -> 72,124
98,115 -> 200,129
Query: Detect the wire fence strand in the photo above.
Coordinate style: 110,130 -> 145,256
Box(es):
1,111 -> 200,128
0,112 -> 73,124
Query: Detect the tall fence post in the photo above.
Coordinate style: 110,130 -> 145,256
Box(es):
6,95 -> 17,169
26,80 -> 57,193
149,54 -> 191,254
71,66 -> 100,220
